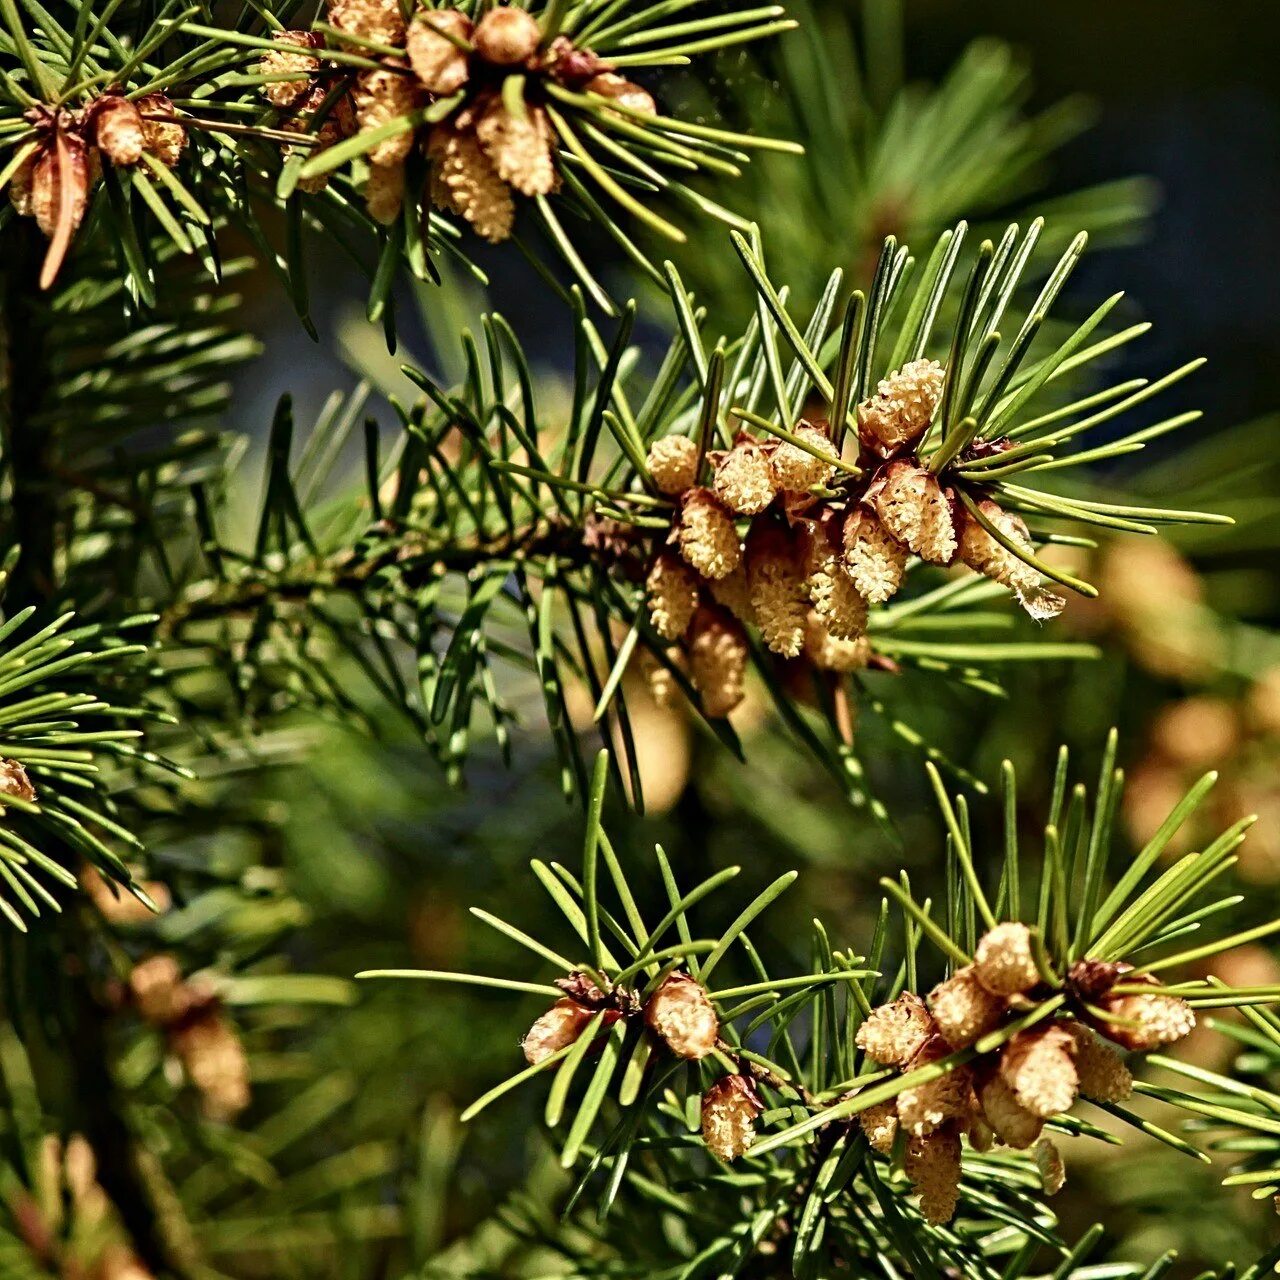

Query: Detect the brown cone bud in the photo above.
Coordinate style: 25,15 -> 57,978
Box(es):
677,489 -> 741,581
129,954 -> 189,1025
645,972 -> 718,1059
427,122 -> 515,242
639,646 -> 686,709
973,923 -> 1040,997
1033,1136 -> 1066,1194
1092,974 -> 1195,1052
860,1099 -> 899,1154
857,358 -> 944,453
171,1010 -> 250,1121
714,439 -> 777,516
707,564 -> 755,624
904,1127 -> 962,1225
959,499 -> 1064,621
1063,1022 -> 1133,1102
257,31 -> 324,110
523,997 -> 593,1065
646,554 -> 700,641
0,757 -> 36,809
353,65 -> 421,166
365,159 -> 406,225
770,422 -> 836,492
135,94 -> 186,167
896,1035 -> 973,1137
804,612 -> 870,672
647,434 -> 699,495
92,96 -> 146,166
855,991 -> 933,1068
584,72 -> 657,115
746,520 -> 808,657
701,1074 -> 763,1161
328,0 -> 405,46
30,133 -> 93,241
843,508 -> 907,605
976,1071 -> 1042,1149
476,98 -> 557,197
999,1025 -> 1078,1119
806,544 -> 869,641
873,460 -> 956,565
687,606 -> 748,718
407,9 -> 473,95
927,965 -> 1006,1049
473,6 -> 541,65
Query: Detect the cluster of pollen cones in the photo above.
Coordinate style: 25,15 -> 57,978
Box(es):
259,0 -> 654,235
642,360 -> 1065,721
854,923 -> 1194,1223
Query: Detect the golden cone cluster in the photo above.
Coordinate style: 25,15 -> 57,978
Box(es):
258,2 -> 653,233
843,509 -> 907,604
874,461 -> 957,565
644,422 -> 879,714
701,1074 -> 764,1161
8,96 -> 185,286
644,972 -> 718,1059
127,955 -> 249,1120
852,922 -> 1192,1221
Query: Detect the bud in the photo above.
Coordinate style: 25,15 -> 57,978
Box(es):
999,1025 -> 1078,1119
873,460 -> 957,565
583,72 -> 657,116
365,159 -> 405,224
646,554 -> 700,641
286,87 -> 357,194
0,757 -> 36,809
701,1074 -> 763,1161
639,646 -> 685,709
30,133 -> 93,242
959,499 -> 1064,621
135,94 -> 186,167
427,123 -> 516,242
976,1071 -> 1043,1149
473,6 -> 541,65
770,422 -> 836,492
895,1036 -> 974,1137
927,965 -> 1005,1049
353,66 -> 420,166
522,997 -> 593,1065
1033,1136 -> 1066,1195
328,0 -> 406,46
257,31 -> 323,110
677,489 -> 741,581
857,358 -> 944,453
687,608 -> 748,717
1092,975 -> 1195,1052
807,547 -> 868,641
128,954 -> 192,1026
904,1128 -> 962,1225
92,95 -> 146,166
708,564 -> 755,624
407,9 -> 473,95
476,98 -> 557,197
843,508 -> 907,605
855,991 -> 933,1068
973,922 -> 1039,997
746,521 -> 808,658
804,612 -> 870,672
966,1112 -> 995,1152
647,434 -> 699,495
171,1010 -> 250,1121
860,1099 -> 899,1154
645,973 -> 718,1059
713,439 -> 777,516
1063,1022 -> 1133,1102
